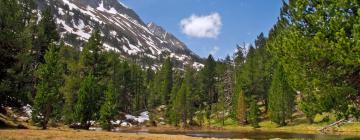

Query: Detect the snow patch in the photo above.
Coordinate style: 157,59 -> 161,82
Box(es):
58,7 -> 65,15
22,104 -> 32,117
110,30 -> 117,37
125,111 -> 149,123
97,0 -> 118,14
103,43 -> 121,52
193,62 -> 204,70
57,19 -> 91,40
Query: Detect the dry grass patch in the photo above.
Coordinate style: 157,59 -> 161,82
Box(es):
0,129 -> 248,140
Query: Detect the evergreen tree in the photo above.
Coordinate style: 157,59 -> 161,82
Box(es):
160,58 -> 173,105
60,44 -> 81,124
167,72 -> 181,125
105,52 -> 123,113
0,0 -> 33,107
32,42 -> 63,129
267,0 -> 360,120
74,75 -> 100,129
79,29 -> 107,78
119,61 -> 132,112
34,7 -> 60,63
231,44 -> 246,119
99,82 -> 117,131
248,96 -> 260,128
236,89 -> 247,125
130,64 -> 146,113
268,64 -> 295,126
200,55 -> 217,126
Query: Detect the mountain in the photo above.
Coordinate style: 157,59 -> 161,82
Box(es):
34,0 -> 203,69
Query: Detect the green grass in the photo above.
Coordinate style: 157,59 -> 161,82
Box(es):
204,116 -> 360,136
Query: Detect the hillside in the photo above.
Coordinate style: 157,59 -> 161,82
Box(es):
34,0 -> 203,69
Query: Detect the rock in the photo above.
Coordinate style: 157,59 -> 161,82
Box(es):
159,121 -> 166,125
120,122 -> 132,127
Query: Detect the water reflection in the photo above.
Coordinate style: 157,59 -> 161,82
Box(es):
117,128 -> 358,140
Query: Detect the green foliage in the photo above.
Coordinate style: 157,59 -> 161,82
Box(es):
32,42 -> 63,129
79,29 -> 107,78
60,44 -> 81,124
34,7 -> 60,63
268,64 -> 295,126
160,58 -> 173,105
267,0 -> 360,120
3,0 -> 360,130
248,97 -> 260,128
0,0 -> 36,107
74,75 -> 100,129
167,66 -> 198,127
236,89 -> 247,125
200,55 -> 217,126
99,82 -> 117,131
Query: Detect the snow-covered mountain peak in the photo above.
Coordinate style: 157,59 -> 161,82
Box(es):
35,0 -> 202,69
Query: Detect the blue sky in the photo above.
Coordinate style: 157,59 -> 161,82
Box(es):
121,0 -> 283,59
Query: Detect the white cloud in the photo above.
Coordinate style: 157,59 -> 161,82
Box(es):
180,13 -> 222,38
210,46 -> 220,55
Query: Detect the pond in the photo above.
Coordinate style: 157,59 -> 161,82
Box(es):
116,128 -> 358,140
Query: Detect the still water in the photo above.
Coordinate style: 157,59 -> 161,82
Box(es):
117,128 -> 358,140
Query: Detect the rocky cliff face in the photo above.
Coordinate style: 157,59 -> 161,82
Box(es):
35,0 -> 203,69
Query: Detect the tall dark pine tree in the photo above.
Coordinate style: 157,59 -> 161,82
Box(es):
168,72 -> 182,126
0,0 -> 33,107
61,44 -> 82,124
74,74 -> 99,129
32,43 -> 63,129
74,30 -> 107,129
231,44 -> 247,120
254,33 -> 271,110
200,55 -> 217,126
79,29 -> 107,78
160,58 -> 173,105
99,82 -> 117,131
35,7 -> 60,63
248,96 -> 260,128
120,61 -> 132,112
268,63 -> 295,126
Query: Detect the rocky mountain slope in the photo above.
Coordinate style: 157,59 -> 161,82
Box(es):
35,0 -> 203,69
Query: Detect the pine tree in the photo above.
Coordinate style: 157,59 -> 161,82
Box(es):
0,0 -> 32,107
167,72 -> 182,126
231,44 -> 246,119
160,58 -> 173,105
79,29 -> 107,78
99,82 -> 117,131
248,96 -> 260,128
74,75 -> 100,129
236,89 -> 247,125
268,64 -> 295,126
171,80 -> 189,127
130,64 -> 146,113
32,42 -> 63,129
217,81 -> 226,127
267,0 -> 360,119
119,61 -> 132,112
200,55 -> 217,126
34,7 -> 60,63
60,44 -> 81,124
105,52 -> 123,114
